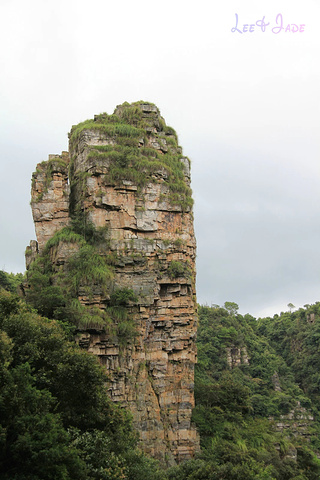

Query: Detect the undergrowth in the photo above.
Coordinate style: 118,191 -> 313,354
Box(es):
26,219 -> 137,343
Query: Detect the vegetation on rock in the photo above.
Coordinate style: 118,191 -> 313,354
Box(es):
24,221 -> 114,330
68,101 -> 193,212
3,267 -> 320,479
167,260 -> 191,279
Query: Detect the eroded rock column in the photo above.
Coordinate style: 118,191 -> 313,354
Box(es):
28,102 -> 199,464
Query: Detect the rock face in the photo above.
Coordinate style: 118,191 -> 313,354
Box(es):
270,401 -> 314,455
26,102 -> 199,465
226,346 -> 249,368
30,152 -> 70,253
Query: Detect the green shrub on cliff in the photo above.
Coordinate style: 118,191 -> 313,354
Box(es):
68,102 -> 193,212
167,260 -> 191,279
25,222 -> 140,340
25,219 -> 115,330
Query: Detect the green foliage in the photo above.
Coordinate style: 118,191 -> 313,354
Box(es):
25,222 -> 142,341
4,279 -> 320,478
191,304 -> 320,480
0,290 -> 141,479
25,255 -> 67,319
224,301 -> 239,315
0,271 -> 15,292
45,227 -> 85,250
257,302 -> 320,456
68,101 -> 193,212
66,244 -> 112,296
25,223 -> 114,330
0,368 -> 85,479
63,299 -> 112,331
0,288 -> 21,318
110,288 -> 138,306
173,238 -> 184,248
257,304 -> 320,405
107,288 -> 139,346
0,289 -> 171,479
0,270 -> 24,293
69,118 -> 145,148
69,428 -> 128,480
117,104 -> 144,127
70,212 -> 110,245
167,260 -> 191,279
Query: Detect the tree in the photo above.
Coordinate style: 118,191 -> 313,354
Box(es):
287,303 -> 295,313
0,337 -> 86,479
224,302 -> 239,315
0,289 -> 144,479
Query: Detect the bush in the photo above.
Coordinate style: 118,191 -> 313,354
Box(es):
110,288 -> 138,306
167,261 -> 191,279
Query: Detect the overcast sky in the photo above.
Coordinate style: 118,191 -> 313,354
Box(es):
1,0 -> 319,318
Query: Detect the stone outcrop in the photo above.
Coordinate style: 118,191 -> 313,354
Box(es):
226,346 -> 249,368
26,102 -> 199,465
271,371 -> 282,392
30,152 -> 70,252
270,401 -> 314,448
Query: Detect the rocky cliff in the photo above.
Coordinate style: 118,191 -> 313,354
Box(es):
25,101 -> 199,464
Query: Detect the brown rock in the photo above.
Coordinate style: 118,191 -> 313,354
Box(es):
26,102 -> 199,464
30,152 -> 70,253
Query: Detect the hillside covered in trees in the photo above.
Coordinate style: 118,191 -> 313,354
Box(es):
1,270 -> 320,479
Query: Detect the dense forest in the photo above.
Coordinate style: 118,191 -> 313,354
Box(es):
1,270 -> 320,479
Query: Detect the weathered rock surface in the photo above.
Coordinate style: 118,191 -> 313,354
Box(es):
26,102 -> 199,464
30,152 -> 70,252
270,401 -> 314,441
226,346 -> 249,368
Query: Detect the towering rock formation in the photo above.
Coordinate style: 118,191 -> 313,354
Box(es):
26,102 -> 199,464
